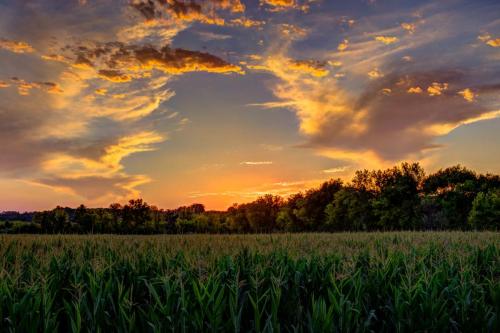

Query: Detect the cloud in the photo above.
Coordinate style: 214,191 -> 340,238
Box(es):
478,34 -> 500,47
240,161 -> 273,165
401,23 -> 416,34
458,88 -> 476,102
322,166 -> 349,173
7,78 -> 64,96
337,39 -> 349,51
41,54 -> 71,63
253,48 -> 500,163
486,39 -> 500,47
196,31 -> 232,41
407,86 -> 423,94
0,38 -> 35,53
63,42 -> 244,77
247,56 -> 329,77
230,17 -> 265,28
35,131 -> 165,200
259,0 -> 312,12
304,70 -> 500,161
98,70 -> 133,83
426,82 -> 448,96
287,60 -> 329,77
374,36 -> 399,45
130,0 -> 246,26
368,68 -> 383,79
261,0 -> 295,9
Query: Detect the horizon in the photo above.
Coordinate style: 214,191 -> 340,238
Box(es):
1,0 -> 499,212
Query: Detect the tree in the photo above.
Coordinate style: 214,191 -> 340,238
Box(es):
422,166 -> 480,229
293,180 -> 343,231
245,195 -> 283,232
227,203 -> 250,233
371,163 -> 424,230
325,187 -> 373,231
74,204 -> 96,233
468,191 -> 500,230
52,206 -> 70,233
423,165 -> 476,194
109,203 -> 122,232
122,199 -> 151,231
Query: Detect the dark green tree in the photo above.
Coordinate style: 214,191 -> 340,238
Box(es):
325,187 -> 374,231
468,190 -> 500,230
370,163 -> 424,230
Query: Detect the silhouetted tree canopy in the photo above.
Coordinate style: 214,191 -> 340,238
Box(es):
1,163 -> 499,234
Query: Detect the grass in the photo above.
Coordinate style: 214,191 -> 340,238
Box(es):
0,232 -> 499,332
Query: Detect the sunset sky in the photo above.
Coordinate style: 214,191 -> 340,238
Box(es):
0,0 -> 499,211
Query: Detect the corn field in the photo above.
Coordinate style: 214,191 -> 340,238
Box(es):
0,232 -> 499,332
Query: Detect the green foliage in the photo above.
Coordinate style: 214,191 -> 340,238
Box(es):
0,233 -> 498,332
468,190 -> 500,229
325,188 -> 373,231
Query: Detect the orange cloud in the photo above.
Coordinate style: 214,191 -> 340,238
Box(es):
368,68 -> 383,79
131,46 -> 244,74
131,0 -> 246,26
261,0 -> 295,8
41,54 -> 70,63
337,39 -> 349,51
280,23 -> 308,39
98,70 -> 133,83
374,36 -> 399,45
102,131 -> 165,169
64,43 -> 244,77
230,17 -> 265,28
458,88 -> 476,102
427,82 -> 448,96
407,86 -> 423,94
0,38 -> 34,53
486,39 -> 500,47
288,60 -> 329,77
401,23 -> 416,33
95,88 -> 107,96
9,77 -> 63,96
247,57 -> 329,77
477,34 -> 499,47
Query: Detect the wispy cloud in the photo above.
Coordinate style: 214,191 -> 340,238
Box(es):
240,161 -> 273,165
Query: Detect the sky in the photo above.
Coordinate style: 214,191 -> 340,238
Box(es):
0,0 -> 499,211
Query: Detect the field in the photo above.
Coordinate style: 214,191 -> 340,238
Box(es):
0,233 -> 499,332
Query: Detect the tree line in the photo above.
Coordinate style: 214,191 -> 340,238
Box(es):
1,163 -> 499,234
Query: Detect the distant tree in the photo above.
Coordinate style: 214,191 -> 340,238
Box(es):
109,203 -> 122,231
175,217 -> 196,233
33,211 -> 53,233
423,166 -> 480,229
74,204 -> 95,233
122,199 -> 150,231
325,187 -> 373,231
52,206 -> 70,233
245,195 -> 283,232
371,163 -> 424,230
227,203 -> 251,233
468,190 -> 500,230
293,180 -> 344,231
189,204 -> 205,214
420,195 -> 449,230
423,165 -> 476,194
150,205 -> 162,231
